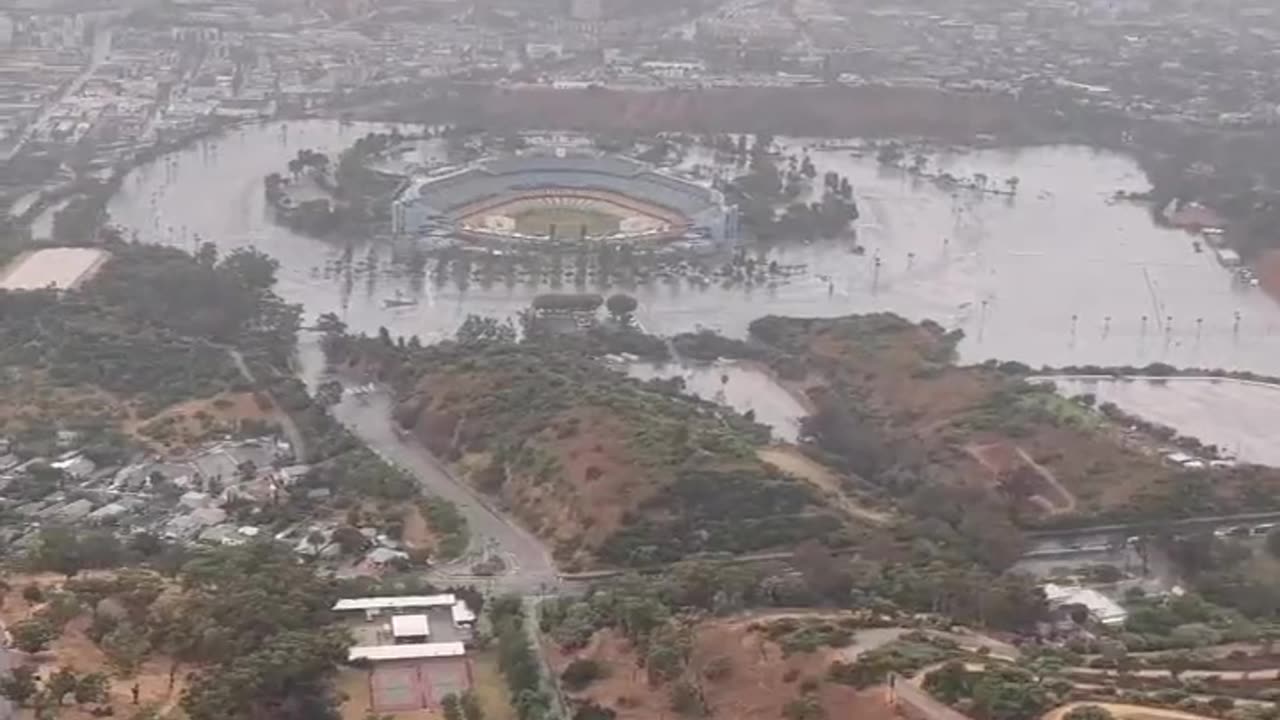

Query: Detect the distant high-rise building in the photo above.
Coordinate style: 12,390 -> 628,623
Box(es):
0,14 -> 13,49
570,0 -> 602,21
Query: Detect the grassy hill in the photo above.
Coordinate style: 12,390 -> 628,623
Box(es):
328,331 -> 862,570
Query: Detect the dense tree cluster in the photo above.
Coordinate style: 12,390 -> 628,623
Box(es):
725,138 -> 860,242
0,242 -> 296,415
490,595 -> 554,720
325,318 -> 839,567
157,544 -> 349,720
922,663 -> 1054,720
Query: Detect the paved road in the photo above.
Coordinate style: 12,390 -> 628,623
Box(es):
330,387 -> 560,594
1026,510 -> 1280,543
225,348 -> 309,462
4,26 -> 112,162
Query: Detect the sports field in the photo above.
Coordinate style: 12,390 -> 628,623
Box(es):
512,206 -> 622,238
0,247 -> 110,291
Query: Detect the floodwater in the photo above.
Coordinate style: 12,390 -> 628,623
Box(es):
625,360 -> 808,442
1051,376 -> 1280,466
106,120 -> 1280,377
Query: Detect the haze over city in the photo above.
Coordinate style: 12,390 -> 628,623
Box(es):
3,2 -> 1280,720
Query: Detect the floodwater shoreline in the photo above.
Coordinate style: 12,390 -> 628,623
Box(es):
102,119 -> 1280,380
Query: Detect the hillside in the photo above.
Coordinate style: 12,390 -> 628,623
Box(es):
327,330 -> 863,570
746,314 -> 1280,525
0,241 -> 297,457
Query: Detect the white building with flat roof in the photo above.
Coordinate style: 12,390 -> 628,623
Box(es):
1043,583 -> 1127,626
390,614 -> 430,643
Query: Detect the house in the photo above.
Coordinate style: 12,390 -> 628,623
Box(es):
164,507 -> 228,540
51,453 -> 95,479
1042,583 -> 1127,626
365,547 -> 409,566
390,614 -> 431,644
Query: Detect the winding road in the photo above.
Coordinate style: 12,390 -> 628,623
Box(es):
329,386 -> 560,594
224,348 -> 309,462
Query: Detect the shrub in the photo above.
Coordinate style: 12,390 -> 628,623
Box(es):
21,584 -> 45,604
9,618 -> 56,653
561,658 -> 605,691
1064,705 -> 1116,720
703,656 -> 732,682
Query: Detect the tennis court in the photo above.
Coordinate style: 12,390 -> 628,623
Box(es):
371,665 -> 421,712
369,658 -> 472,712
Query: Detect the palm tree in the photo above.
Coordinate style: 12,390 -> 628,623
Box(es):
1006,176 -> 1020,194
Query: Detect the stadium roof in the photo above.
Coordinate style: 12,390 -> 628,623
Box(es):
412,152 -> 720,218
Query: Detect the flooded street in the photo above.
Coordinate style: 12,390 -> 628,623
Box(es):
625,360 -> 808,442
1051,376 -> 1280,466
107,120 -> 1280,376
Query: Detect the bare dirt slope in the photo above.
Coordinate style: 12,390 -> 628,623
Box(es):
547,618 -> 901,720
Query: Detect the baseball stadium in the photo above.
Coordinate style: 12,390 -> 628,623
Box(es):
392,152 -> 738,247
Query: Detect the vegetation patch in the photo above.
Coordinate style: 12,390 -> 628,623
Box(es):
323,319 -> 848,568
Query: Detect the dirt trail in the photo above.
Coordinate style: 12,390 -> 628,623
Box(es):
226,348 -> 308,462
757,446 -> 892,525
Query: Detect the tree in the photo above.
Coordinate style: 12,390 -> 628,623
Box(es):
1064,706 -> 1115,720
0,666 -> 39,706
442,693 -> 463,720
10,618 -> 56,653
924,661 -> 974,704
1166,651 -> 1192,680
315,312 -> 347,336
456,315 -> 517,345
970,667 -> 1049,720
561,659 -> 604,690
316,380 -> 344,407
74,672 -> 110,705
782,695 -> 825,720
332,525 -> 371,555
46,667 -> 79,706
461,691 -> 484,720
103,621 -> 151,677
645,626 -> 689,685
180,628 -> 349,720
219,248 -> 279,294
669,680 -> 706,717
605,294 -> 638,325
573,701 -> 616,720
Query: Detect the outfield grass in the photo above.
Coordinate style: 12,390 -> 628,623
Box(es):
513,207 -> 622,238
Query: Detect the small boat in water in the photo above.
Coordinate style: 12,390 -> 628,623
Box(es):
383,291 -> 417,309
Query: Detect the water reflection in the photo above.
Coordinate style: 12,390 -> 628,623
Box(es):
106,121 -> 1280,374
625,360 -> 807,442
1052,377 -> 1280,467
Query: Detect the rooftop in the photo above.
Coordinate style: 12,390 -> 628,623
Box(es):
333,594 -> 458,612
390,614 -> 430,638
348,642 -> 466,662
1043,583 -> 1128,626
